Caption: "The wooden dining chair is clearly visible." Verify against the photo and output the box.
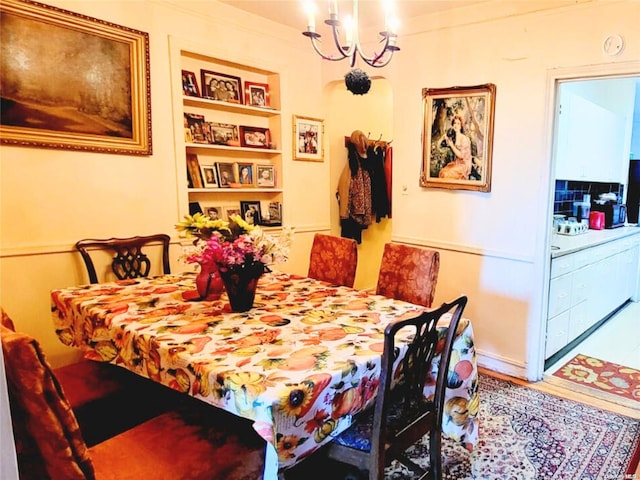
[2,326,266,480]
[375,243,440,307]
[0,310,171,446]
[75,234,171,284]
[307,233,358,288]
[325,295,468,480]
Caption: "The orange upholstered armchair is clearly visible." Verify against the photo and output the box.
[2,325,266,480]
[375,243,440,307]
[2,308,125,414]
[1,308,170,446]
[308,233,358,288]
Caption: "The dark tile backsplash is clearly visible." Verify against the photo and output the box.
[554,180,624,216]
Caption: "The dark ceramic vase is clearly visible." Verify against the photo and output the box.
[219,262,265,312]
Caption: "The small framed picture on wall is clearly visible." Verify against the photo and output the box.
[293,115,324,161]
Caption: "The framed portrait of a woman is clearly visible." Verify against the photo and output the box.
[420,84,496,192]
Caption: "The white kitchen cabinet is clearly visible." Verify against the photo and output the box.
[548,273,572,319]
[546,309,570,358]
[554,88,629,183]
[546,233,640,359]
[618,239,640,300]
[568,300,590,343]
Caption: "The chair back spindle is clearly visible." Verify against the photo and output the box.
[328,295,468,480]
[75,234,171,284]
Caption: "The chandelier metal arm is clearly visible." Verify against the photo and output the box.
[301,0,400,68]
[303,31,350,62]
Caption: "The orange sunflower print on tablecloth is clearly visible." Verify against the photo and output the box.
[51,271,479,472]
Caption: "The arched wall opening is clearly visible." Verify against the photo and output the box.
[323,76,393,290]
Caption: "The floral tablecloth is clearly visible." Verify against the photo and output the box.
[51,272,478,478]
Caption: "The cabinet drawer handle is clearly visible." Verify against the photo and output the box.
[558,292,569,299]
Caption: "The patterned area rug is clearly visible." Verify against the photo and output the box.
[552,354,640,403]
[286,373,640,479]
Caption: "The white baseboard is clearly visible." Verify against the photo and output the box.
[476,349,529,380]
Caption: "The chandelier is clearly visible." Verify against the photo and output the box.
[302,0,400,68]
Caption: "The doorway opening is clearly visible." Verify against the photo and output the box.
[542,70,640,410]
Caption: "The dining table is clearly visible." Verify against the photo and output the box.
[51,270,479,479]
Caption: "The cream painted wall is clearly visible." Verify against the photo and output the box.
[2,0,640,382]
[0,0,325,367]
[320,0,640,379]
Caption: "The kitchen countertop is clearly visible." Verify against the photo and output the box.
[551,224,640,258]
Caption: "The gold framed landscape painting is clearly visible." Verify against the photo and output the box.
[0,0,152,155]
[421,83,496,192]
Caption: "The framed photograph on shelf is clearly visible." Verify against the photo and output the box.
[181,70,200,97]
[420,83,496,192]
[187,153,203,188]
[223,206,241,221]
[237,163,254,186]
[205,205,223,220]
[200,165,218,188]
[211,122,239,146]
[240,201,262,226]
[262,201,282,226]
[0,0,151,155]
[215,162,235,188]
[256,164,275,187]
[293,115,323,161]
[200,70,242,104]
[184,113,207,143]
[201,122,213,144]
[239,126,270,148]
[189,202,203,215]
[244,81,270,108]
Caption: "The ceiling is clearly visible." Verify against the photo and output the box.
[217,0,484,31]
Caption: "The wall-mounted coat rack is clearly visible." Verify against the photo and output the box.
[343,133,392,150]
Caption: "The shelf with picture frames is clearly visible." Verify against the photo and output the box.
[187,188,283,194]
[185,143,282,155]
[183,96,280,117]
[169,35,284,227]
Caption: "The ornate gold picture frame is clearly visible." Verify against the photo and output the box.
[0,0,152,155]
[421,84,496,192]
